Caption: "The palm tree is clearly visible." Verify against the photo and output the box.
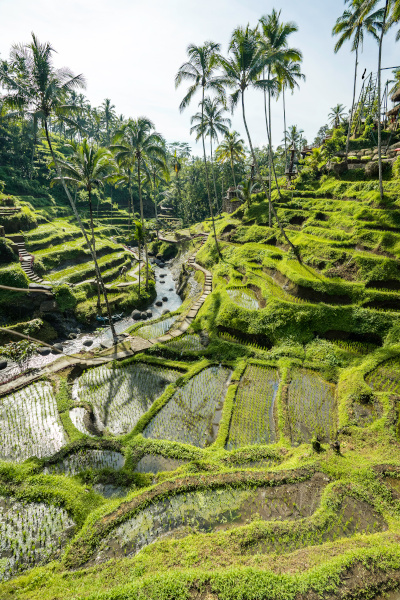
[113,155,136,234]
[215,131,246,189]
[101,98,116,145]
[175,41,225,258]
[0,33,118,342]
[237,179,259,208]
[284,125,305,148]
[278,60,305,167]
[112,117,166,289]
[220,25,298,258]
[333,0,383,161]
[190,96,231,211]
[258,10,303,210]
[52,139,114,310]
[328,104,348,128]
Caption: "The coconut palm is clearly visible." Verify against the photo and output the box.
[237,179,259,208]
[175,42,225,257]
[101,98,116,145]
[215,131,246,189]
[52,139,114,309]
[328,104,348,128]
[258,10,303,206]
[278,60,305,167]
[283,125,305,148]
[113,154,136,233]
[190,96,231,211]
[112,117,166,289]
[333,0,383,161]
[220,25,298,257]
[0,33,118,341]
[133,220,145,296]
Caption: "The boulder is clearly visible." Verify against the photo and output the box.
[40,300,58,313]
[131,309,141,320]
[83,339,93,347]
[162,296,168,302]
[169,288,173,291]
[146,310,152,317]
[37,347,51,356]
[155,300,163,307]
[0,360,7,370]
[162,309,170,315]
[51,343,64,354]
[159,273,166,278]
[68,333,77,340]
[140,312,148,320]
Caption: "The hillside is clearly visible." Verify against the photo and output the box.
[1,147,400,600]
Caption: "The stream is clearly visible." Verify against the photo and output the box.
[0,249,199,385]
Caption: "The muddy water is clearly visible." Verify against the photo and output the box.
[91,473,329,565]
[135,454,186,474]
[0,257,186,384]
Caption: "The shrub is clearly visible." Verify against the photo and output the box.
[0,237,17,264]
[54,284,78,311]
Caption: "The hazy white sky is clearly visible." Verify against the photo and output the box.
[1,0,399,153]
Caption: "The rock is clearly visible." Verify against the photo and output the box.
[329,160,348,176]
[159,280,165,284]
[68,333,77,340]
[162,296,168,302]
[83,339,93,347]
[40,300,58,313]
[159,273,166,278]
[28,283,52,291]
[140,312,148,320]
[169,288,173,291]
[51,343,64,354]
[146,310,152,317]
[159,262,165,268]
[37,347,51,356]
[155,300,163,307]
[162,309,170,315]
[131,309,141,320]
[0,360,7,370]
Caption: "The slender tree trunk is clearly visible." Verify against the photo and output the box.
[137,156,149,290]
[377,0,389,203]
[241,91,299,259]
[346,45,359,161]
[137,239,141,296]
[283,87,288,168]
[88,188,102,310]
[44,121,118,343]
[153,172,158,220]
[266,72,284,201]
[264,71,272,227]
[201,87,221,258]
[210,137,219,213]
[230,151,237,188]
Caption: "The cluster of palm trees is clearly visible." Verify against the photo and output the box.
[333,0,400,200]
[175,10,305,258]
[0,34,169,343]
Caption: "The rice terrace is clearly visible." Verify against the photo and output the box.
[3,0,400,598]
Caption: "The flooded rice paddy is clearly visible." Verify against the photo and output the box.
[135,315,179,340]
[135,454,186,474]
[227,288,260,310]
[44,449,125,476]
[0,497,75,581]
[72,363,180,436]
[143,366,232,447]
[0,382,66,462]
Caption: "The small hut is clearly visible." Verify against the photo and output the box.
[222,187,243,214]
[387,86,400,129]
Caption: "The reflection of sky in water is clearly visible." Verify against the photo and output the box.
[0,261,184,384]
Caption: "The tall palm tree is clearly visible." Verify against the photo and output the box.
[333,0,383,161]
[133,220,144,296]
[258,10,302,211]
[101,98,116,145]
[328,103,348,128]
[0,33,118,341]
[190,96,231,211]
[278,60,305,167]
[52,139,114,310]
[147,161,169,223]
[237,179,259,208]
[112,117,166,289]
[215,131,246,189]
[175,42,224,257]
[220,25,298,257]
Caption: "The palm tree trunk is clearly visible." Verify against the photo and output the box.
[264,71,272,227]
[377,0,389,203]
[153,172,158,220]
[201,87,221,258]
[138,239,141,296]
[44,120,118,343]
[230,151,237,188]
[346,45,359,161]
[137,157,149,290]
[210,137,219,213]
[88,188,102,310]
[241,91,299,259]
[283,87,288,168]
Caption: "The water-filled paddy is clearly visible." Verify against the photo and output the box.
[227,288,259,310]
[135,454,185,474]
[287,370,336,445]
[165,334,204,353]
[44,449,125,476]
[72,363,180,435]
[135,315,179,340]
[0,382,66,462]
[227,365,279,450]
[366,358,400,394]
[0,497,75,581]
[143,366,232,447]
[91,473,328,564]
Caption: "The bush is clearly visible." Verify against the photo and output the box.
[0,237,18,264]
[0,263,29,288]
[54,284,78,311]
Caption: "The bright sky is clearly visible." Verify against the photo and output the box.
[1,0,399,154]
